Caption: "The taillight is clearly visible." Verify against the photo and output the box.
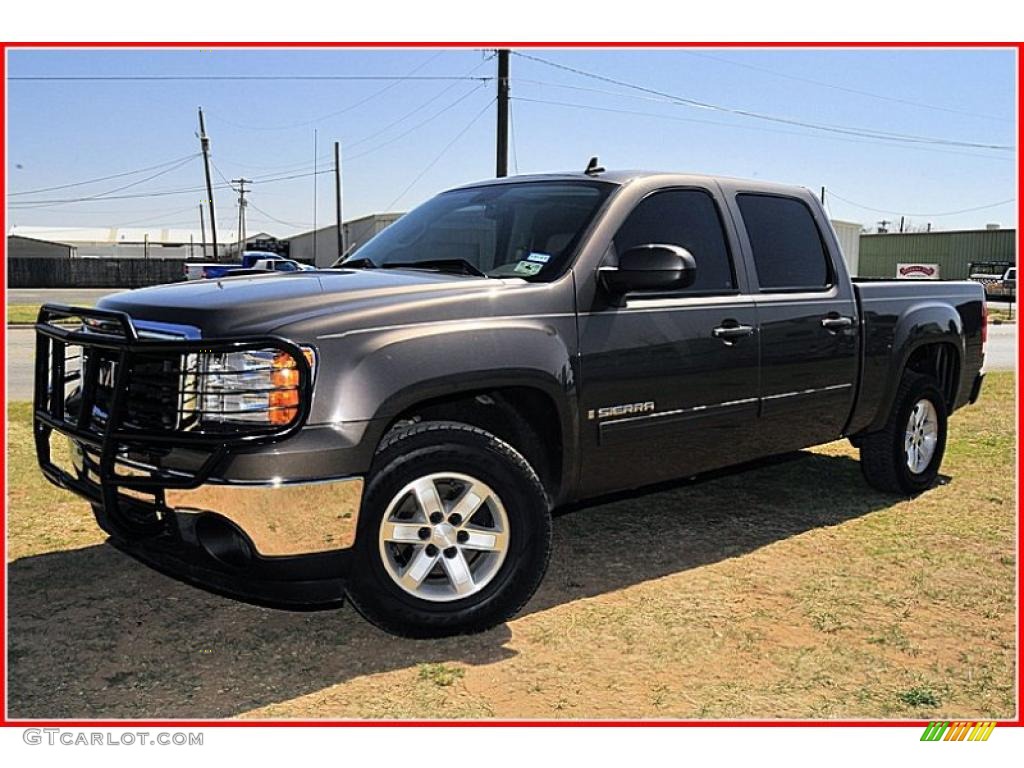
[981,302,988,345]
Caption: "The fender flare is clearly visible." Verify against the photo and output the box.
[864,301,964,434]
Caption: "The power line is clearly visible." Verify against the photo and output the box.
[825,191,1015,217]
[9,153,200,196]
[111,204,207,228]
[516,74,1017,153]
[8,166,331,207]
[346,55,495,152]
[512,52,1014,152]
[347,83,489,162]
[11,75,492,82]
[211,152,334,175]
[386,97,496,210]
[204,51,449,132]
[511,96,1012,161]
[9,155,199,209]
[680,50,1012,123]
[247,202,310,230]
[213,82,490,180]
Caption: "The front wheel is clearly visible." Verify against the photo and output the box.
[859,372,948,495]
[346,421,552,638]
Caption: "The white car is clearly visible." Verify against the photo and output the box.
[250,258,315,273]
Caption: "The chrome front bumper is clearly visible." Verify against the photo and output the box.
[165,476,364,556]
[57,438,366,605]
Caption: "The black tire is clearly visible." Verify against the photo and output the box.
[859,371,948,495]
[346,420,552,638]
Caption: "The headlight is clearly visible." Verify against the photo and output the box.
[192,345,315,427]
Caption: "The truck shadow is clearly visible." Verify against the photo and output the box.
[8,450,914,719]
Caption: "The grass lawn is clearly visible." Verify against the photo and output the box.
[989,306,1017,324]
[7,303,96,325]
[7,304,43,325]
[5,374,1017,720]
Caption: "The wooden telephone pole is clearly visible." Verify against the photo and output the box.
[199,203,207,258]
[198,107,219,260]
[495,49,510,178]
[232,178,252,257]
[334,141,345,259]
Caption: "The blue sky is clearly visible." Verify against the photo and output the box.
[5,47,1017,237]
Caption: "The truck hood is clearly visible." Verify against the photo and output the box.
[98,268,513,337]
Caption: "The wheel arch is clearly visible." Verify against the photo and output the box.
[861,302,964,435]
[370,379,572,507]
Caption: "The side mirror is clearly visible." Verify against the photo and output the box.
[599,244,696,295]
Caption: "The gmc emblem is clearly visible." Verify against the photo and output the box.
[97,361,116,388]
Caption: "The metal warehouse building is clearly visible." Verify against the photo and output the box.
[6,226,280,260]
[7,234,76,259]
[830,219,862,276]
[858,228,1017,280]
[290,213,405,268]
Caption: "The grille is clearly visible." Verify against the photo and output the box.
[78,319,195,433]
[91,351,195,432]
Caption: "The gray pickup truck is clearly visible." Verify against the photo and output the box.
[35,171,986,637]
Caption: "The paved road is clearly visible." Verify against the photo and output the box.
[6,320,1015,402]
[8,288,123,306]
[985,323,1017,372]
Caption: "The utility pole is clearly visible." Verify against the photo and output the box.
[143,233,149,260]
[820,186,826,205]
[334,141,345,259]
[198,107,219,260]
[313,129,319,266]
[232,177,251,258]
[495,49,510,178]
[199,204,207,258]
[899,215,905,233]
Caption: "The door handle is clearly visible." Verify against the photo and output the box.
[712,323,755,341]
[821,315,854,331]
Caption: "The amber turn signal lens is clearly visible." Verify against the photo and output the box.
[267,348,314,424]
[268,388,301,425]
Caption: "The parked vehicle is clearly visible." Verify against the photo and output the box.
[183,262,219,281]
[35,171,986,637]
[246,258,315,274]
[969,261,1016,301]
[185,251,311,280]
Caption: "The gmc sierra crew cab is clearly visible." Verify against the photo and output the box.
[34,171,986,637]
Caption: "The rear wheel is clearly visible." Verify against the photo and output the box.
[859,371,948,494]
[346,420,551,638]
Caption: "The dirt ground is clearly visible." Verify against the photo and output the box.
[6,374,1016,720]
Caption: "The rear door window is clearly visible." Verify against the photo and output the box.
[736,194,832,291]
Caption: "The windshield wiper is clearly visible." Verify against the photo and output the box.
[382,259,486,277]
[338,256,377,269]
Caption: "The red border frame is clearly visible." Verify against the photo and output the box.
[1,40,1020,729]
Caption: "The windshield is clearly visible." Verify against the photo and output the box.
[343,180,614,280]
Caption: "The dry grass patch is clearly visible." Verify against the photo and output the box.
[6,375,1016,720]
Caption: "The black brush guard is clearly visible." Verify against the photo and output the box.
[33,304,314,533]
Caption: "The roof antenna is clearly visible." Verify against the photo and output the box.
[584,156,605,176]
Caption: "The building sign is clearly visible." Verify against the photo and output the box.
[897,262,940,280]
